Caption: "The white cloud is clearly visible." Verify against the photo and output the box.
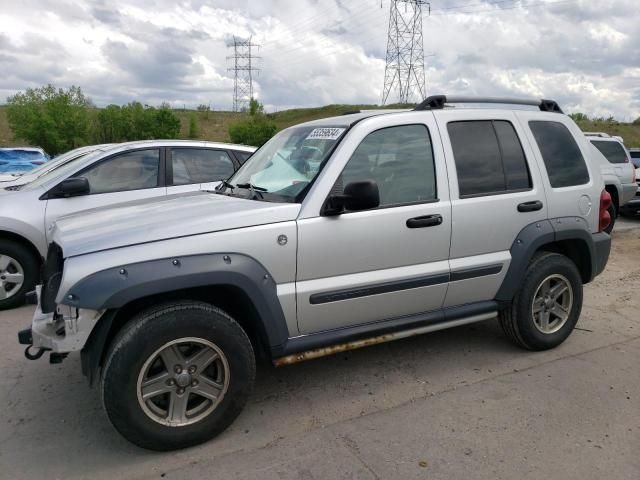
[0,0,638,120]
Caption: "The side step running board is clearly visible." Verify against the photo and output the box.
[273,311,497,366]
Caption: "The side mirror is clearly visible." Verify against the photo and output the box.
[51,177,90,198]
[325,180,380,215]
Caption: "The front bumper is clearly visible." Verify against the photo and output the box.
[18,286,104,354]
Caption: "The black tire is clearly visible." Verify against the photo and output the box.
[604,203,616,234]
[499,252,583,351]
[0,239,39,310]
[101,301,255,451]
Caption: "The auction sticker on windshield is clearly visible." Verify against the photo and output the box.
[306,128,346,140]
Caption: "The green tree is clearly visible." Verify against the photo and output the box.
[93,101,181,141]
[633,117,640,125]
[6,84,91,155]
[95,105,129,142]
[151,103,181,138]
[188,113,199,139]
[228,98,277,147]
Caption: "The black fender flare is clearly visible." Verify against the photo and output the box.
[495,217,609,302]
[64,253,291,350]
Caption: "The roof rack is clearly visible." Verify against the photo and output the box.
[414,95,563,113]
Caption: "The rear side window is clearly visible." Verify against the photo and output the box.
[529,121,590,188]
[590,140,628,164]
[448,120,531,197]
[170,148,235,185]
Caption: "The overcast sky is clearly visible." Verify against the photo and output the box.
[0,0,638,119]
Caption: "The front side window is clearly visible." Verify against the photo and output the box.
[171,149,234,185]
[338,124,436,207]
[228,125,347,201]
[448,120,532,197]
[80,149,160,194]
[529,121,590,188]
[590,140,628,164]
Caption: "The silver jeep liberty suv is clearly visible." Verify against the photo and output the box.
[19,96,612,450]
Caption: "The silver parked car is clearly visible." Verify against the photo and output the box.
[585,132,637,232]
[0,140,255,309]
[0,144,115,188]
[20,96,611,450]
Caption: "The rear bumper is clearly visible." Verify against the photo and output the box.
[592,232,611,279]
[619,187,640,216]
[620,182,638,206]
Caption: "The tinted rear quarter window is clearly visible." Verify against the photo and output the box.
[529,121,589,188]
[590,140,628,164]
[448,120,531,197]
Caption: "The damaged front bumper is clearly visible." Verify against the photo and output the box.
[18,286,104,362]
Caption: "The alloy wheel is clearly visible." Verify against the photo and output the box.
[531,274,573,334]
[136,337,230,427]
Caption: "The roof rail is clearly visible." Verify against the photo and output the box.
[583,132,611,138]
[414,95,563,113]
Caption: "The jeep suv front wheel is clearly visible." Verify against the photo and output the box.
[499,252,583,351]
[101,301,255,450]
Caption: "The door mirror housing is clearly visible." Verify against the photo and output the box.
[51,177,90,198]
[325,180,380,215]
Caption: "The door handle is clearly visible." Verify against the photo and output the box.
[406,214,443,228]
[517,200,543,212]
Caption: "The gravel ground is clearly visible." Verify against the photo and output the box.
[0,218,638,480]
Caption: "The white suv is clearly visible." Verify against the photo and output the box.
[19,96,612,450]
[585,132,637,230]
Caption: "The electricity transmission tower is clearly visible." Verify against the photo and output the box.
[381,1,429,105]
[227,36,260,112]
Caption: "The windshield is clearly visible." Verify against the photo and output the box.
[28,150,90,176]
[226,125,347,202]
[22,149,105,191]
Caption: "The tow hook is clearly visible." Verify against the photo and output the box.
[24,345,47,360]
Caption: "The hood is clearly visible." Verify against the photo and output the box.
[53,191,301,257]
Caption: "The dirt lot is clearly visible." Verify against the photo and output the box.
[0,220,639,480]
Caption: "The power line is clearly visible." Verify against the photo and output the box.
[227,36,260,112]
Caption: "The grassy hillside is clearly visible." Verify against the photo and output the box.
[2,104,639,148]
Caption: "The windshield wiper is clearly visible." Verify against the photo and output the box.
[236,182,267,191]
[235,182,267,199]
[216,179,236,192]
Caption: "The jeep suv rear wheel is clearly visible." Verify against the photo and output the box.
[101,301,255,451]
[499,252,583,351]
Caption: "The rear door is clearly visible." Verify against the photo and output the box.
[44,148,166,242]
[434,110,548,307]
[167,147,237,193]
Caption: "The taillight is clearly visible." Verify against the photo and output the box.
[599,190,612,233]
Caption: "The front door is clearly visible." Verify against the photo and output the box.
[44,148,166,242]
[296,118,452,334]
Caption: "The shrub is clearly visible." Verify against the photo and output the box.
[6,84,91,155]
[228,99,277,147]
